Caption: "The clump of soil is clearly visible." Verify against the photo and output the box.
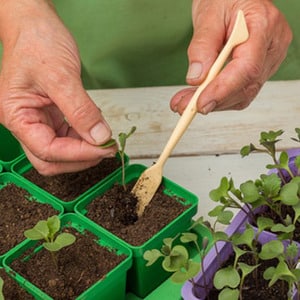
[86,182,189,246]
[0,268,34,299]
[10,228,127,299]
[23,157,121,202]
[0,184,58,255]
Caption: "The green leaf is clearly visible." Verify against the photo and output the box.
[143,249,163,266]
[231,225,255,249]
[213,266,240,289]
[0,277,4,300]
[259,240,284,260]
[55,233,76,247]
[180,232,198,243]
[267,259,296,286]
[216,210,234,225]
[214,231,229,242]
[24,220,49,240]
[209,177,230,202]
[260,174,281,198]
[46,216,60,240]
[43,241,63,252]
[271,223,295,234]
[238,262,259,278]
[99,138,117,148]
[295,155,300,170]
[240,181,260,203]
[162,245,189,272]
[286,242,299,261]
[170,260,200,283]
[279,182,300,206]
[208,205,224,217]
[256,216,274,233]
[218,288,239,300]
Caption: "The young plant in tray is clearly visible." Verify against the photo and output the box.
[146,129,300,299]
[206,128,300,299]
[24,215,76,267]
[100,126,136,189]
[143,219,211,293]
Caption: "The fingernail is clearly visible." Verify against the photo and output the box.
[201,101,217,114]
[90,122,111,144]
[187,62,203,80]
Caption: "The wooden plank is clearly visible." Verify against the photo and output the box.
[88,80,300,159]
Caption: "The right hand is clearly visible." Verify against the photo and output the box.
[0,0,116,175]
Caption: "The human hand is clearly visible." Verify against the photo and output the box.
[170,0,292,114]
[0,0,116,175]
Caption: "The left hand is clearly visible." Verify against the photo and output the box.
[170,0,292,115]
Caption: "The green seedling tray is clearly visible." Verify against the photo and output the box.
[11,153,129,212]
[3,213,132,300]
[0,172,64,264]
[0,125,24,171]
[75,164,199,298]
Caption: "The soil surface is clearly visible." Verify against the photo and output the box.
[86,182,190,246]
[10,228,126,299]
[0,268,34,299]
[0,184,58,255]
[205,245,289,300]
[23,157,121,201]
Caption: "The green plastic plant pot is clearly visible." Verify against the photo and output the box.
[0,172,64,265]
[11,153,129,212]
[0,125,24,171]
[75,164,199,298]
[3,213,132,300]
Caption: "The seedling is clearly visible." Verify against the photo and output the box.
[100,126,136,189]
[143,219,211,298]
[0,277,4,300]
[24,215,76,267]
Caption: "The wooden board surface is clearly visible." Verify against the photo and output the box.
[89,80,300,159]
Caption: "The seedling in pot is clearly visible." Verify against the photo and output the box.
[143,219,211,297]
[24,215,76,268]
[100,126,136,190]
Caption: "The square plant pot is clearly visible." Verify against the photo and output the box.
[75,163,199,298]
[11,153,129,212]
[181,212,299,300]
[0,172,64,264]
[3,213,132,300]
[0,266,35,299]
[0,124,24,171]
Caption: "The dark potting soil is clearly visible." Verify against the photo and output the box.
[0,184,58,255]
[206,246,289,300]
[86,182,189,246]
[23,157,121,201]
[10,228,127,300]
[0,268,34,299]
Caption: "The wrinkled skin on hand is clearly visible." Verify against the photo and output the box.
[0,0,115,175]
[170,0,292,115]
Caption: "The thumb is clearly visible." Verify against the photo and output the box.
[186,7,227,85]
[51,82,112,146]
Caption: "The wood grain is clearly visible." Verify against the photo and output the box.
[89,80,300,159]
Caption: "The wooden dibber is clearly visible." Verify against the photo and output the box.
[132,10,249,216]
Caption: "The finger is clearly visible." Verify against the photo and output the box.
[22,144,104,176]
[14,111,116,163]
[187,3,227,85]
[169,87,197,114]
[47,77,112,146]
